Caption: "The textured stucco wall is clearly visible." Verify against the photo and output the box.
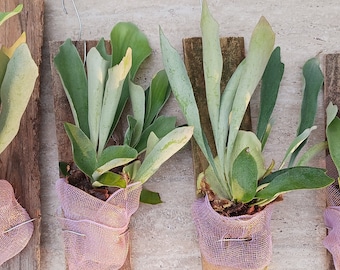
[40,0,340,269]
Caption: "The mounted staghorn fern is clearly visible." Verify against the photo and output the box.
[160,0,333,215]
[54,22,193,203]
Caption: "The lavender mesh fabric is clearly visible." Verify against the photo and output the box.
[324,206,340,270]
[324,155,340,269]
[192,195,274,270]
[56,178,142,270]
[0,180,34,266]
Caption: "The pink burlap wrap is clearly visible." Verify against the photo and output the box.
[324,155,340,269]
[0,180,34,266]
[56,178,142,270]
[192,195,274,270]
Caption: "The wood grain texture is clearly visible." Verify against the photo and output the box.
[182,37,248,180]
[50,40,131,270]
[323,53,340,270]
[0,1,43,269]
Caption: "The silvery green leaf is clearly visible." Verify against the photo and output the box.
[201,0,222,143]
[134,126,193,183]
[87,47,109,149]
[98,48,132,154]
[93,145,138,181]
[129,80,145,147]
[226,16,275,176]
[0,43,38,154]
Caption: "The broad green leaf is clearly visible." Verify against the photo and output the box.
[93,145,138,180]
[96,38,111,62]
[0,4,23,26]
[129,80,145,147]
[87,47,109,148]
[201,0,222,142]
[140,188,163,204]
[289,58,323,166]
[229,131,266,180]
[231,148,258,203]
[257,46,284,144]
[281,126,317,169]
[134,126,194,183]
[0,44,38,154]
[135,116,176,153]
[226,16,275,178]
[54,39,89,137]
[144,70,171,127]
[64,123,96,178]
[98,48,132,154]
[326,102,340,176]
[124,115,138,146]
[93,171,126,188]
[256,167,333,200]
[160,27,215,171]
[111,22,151,79]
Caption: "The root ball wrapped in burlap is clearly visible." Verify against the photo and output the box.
[0,180,34,266]
[192,195,274,270]
[56,178,142,270]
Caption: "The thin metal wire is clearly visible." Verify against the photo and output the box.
[61,0,82,40]
[61,0,87,63]
[218,237,252,242]
[3,218,36,234]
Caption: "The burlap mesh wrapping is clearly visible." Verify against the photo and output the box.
[324,155,340,269]
[56,178,142,270]
[0,180,34,266]
[192,195,274,270]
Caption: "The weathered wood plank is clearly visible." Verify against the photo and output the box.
[182,37,247,180]
[50,40,130,270]
[323,53,340,270]
[0,1,43,269]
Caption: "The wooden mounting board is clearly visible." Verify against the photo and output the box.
[182,37,248,180]
[50,40,130,270]
[0,1,43,269]
[323,53,340,270]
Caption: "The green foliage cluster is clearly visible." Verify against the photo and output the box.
[54,22,193,203]
[160,0,333,207]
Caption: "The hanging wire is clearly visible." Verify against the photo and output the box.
[61,0,87,64]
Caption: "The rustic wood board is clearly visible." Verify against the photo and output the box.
[0,1,43,269]
[323,53,340,270]
[50,40,130,270]
[182,37,248,180]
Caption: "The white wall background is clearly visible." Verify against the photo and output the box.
[40,0,340,269]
